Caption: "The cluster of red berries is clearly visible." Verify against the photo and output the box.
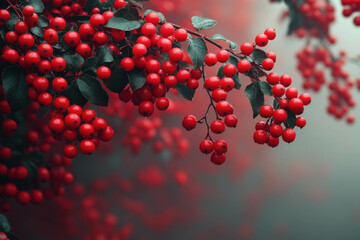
[341,0,360,26]
[297,46,356,123]
[293,0,336,43]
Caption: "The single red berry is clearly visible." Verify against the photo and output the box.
[259,105,273,118]
[255,33,268,47]
[266,72,280,85]
[273,109,288,123]
[288,98,304,115]
[17,191,31,205]
[169,48,184,62]
[133,43,147,57]
[51,57,66,72]
[24,51,40,67]
[160,23,175,37]
[267,135,279,148]
[199,139,214,154]
[262,58,274,71]
[285,87,298,100]
[216,50,229,63]
[53,96,69,112]
[269,124,283,137]
[64,31,80,47]
[253,130,268,144]
[182,115,197,131]
[97,66,111,79]
[215,101,233,117]
[282,128,296,143]
[79,23,95,41]
[14,21,28,34]
[98,126,114,141]
[52,77,68,92]
[90,14,105,28]
[212,88,227,102]
[177,70,191,83]
[3,49,19,64]
[92,118,107,132]
[279,99,288,109]
[264,28,276,40]
[114,0,127,10]
[210,120,225,134]
[237,59,251,73]
[272,84,285,97]
[214,140,227,154]
[141,23,156,37]
[210,152,226,165]
[139,101,154,117]
[63,144,78,158]
[280,75,292,87]
[223,64,237,77]
[240,42,253,55]
[267,51,276,62]
[79,123,95,138]
[64,113,81,130]
[48,118,65,133]
[18,33,35,49]
[295,116,306,128]
[145,11,160,25]
[174,28,188,42]
[156,97,169,111]
[224,114,238,128]
[299,93,311,105]
[157,38,172,52]
[79,139,96,155]
[82,109,96,123]
[50,17,66,31]
[205,53,218,66]
[121,57,135,71]
[44,28,58,44]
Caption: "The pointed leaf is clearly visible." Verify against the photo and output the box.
[244,82,264,118]
[259,81,273,96]
[191,16,217,31]
[27,0,45,13]
[95,45,114,65]
[77,75,109,106]
[127,68,146,90]
[210,34,238,49]
[175,82,195,101]
[187,37,207,69]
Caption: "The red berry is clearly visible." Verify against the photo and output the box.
[262,58,274,71]
[267,52,276,62]
[44,28,58,44]
[214,140,227,154]
[212,88,227,102]
[299,93,311,105]
[237,59,251,73]
[204,76,220,91]
[114,0,126,10]
[92,118,107,132]
[97,66,111,79]
[82,109,96,123]
[145,12,160,25]
[210,152,226,165]
[63,144,78,158]
[157,38,172,52]
[216,50,229,63]
[295,117,306,128]
[273,109,287,123]
[48,118,65,133]
[64,113,81,130]
[269,124,283,137]
[174,28,188,42]
[177,70,191,83]
[182,115,197,131]
[255,33,268,47]
[50,17,66,31]
[280,75,292,87]
[253,130,268,144]
[14,21,28,34]
[51,57,66,72]
[79,139,96,155]
[53,96,69,112]
[160,23,175,37]
[259,105,273,118]
[79,23,95,41]
[264,28,276,40]
[285,87,298,100]
[17,191,31,204]
[169,48,184,62]
[266,72,280,85]
[139,101,154,117]
[64,31,81,47]
[240,42,253,55]
[52,77,68,92]
[224,114,238,127]
[282,128,296,143]
[98,126,114,141]
[121,57,135,71]
[288,98,304,115]
[210,120,225,134]
[199,139,214,154]
[205,53,218,66]
[215,101,233,117]
[25,51,40,67]
[267,135,279,148]
[90,14,105,28]
[156,97,169,111]
[79,123,95,138]
[223,64,237,77]
[220,77,235,92]
[272,84,285,97]
[18,33,35,49]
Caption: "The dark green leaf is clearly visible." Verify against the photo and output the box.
[0,214,10,232]
[244,82,264,118]
[25,151,44,165]
[144,9,165,22]
[37,15,49,27]
[95,45,114,66]
[191,16,217,31]
[23,161,38,178]
[127,68,146,90]
[273,99,279,110]
[77,75,109,106]
[105,17,141,31]
[210,34,238,49]
[187,37,207,69]
[82,57,97,75]
[63,79,88,107]
[67,15,91,21]
[285,108,296,128]
[28,0,45,13]
[175,82,195,101]
[63,54,84,73]
[252,49,268,64]
[5,10,19,29]
[113,5,140,20]
[103,68,129,93]
[287,8,303,35]
[6,233,18,240]
[2,66,29,112]
[30,27,43,37]
[259,81,273,96]
[82,0,101,13]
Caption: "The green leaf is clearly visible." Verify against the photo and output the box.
[28,0,45,13]
[30,27,43,37]
[191,16,217,31]
[175,82,195,101]
[127,68,146,90]
[23,160,38,178]
[244,82,264,118]
[105,17,141,31]
[103,68,129,93]
[273,99,279,110]
[217,56,241,89]
[77,75,109,106]
[287,8,303,35]
[82,0,101,13]
[252,49,268,64]
[114,5,140,20]
[37,15,49,27]
[82,57,97,75]
[95,45,114,66]
[25,151,45,165]
[144,9,165,22]
[285,108,296,128]
[210,34,238,49]
[63,79,88,107]
[187,37,207,69]
[2,66,29,112]
[5,10,19,29]
[0,214,11,232]
[259,81,273,96]
[63,54,84,73]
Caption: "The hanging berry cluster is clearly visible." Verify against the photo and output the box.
[272,0,358,124]
[341,0,360,26]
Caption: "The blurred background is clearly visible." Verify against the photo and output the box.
[8,0,360,239]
